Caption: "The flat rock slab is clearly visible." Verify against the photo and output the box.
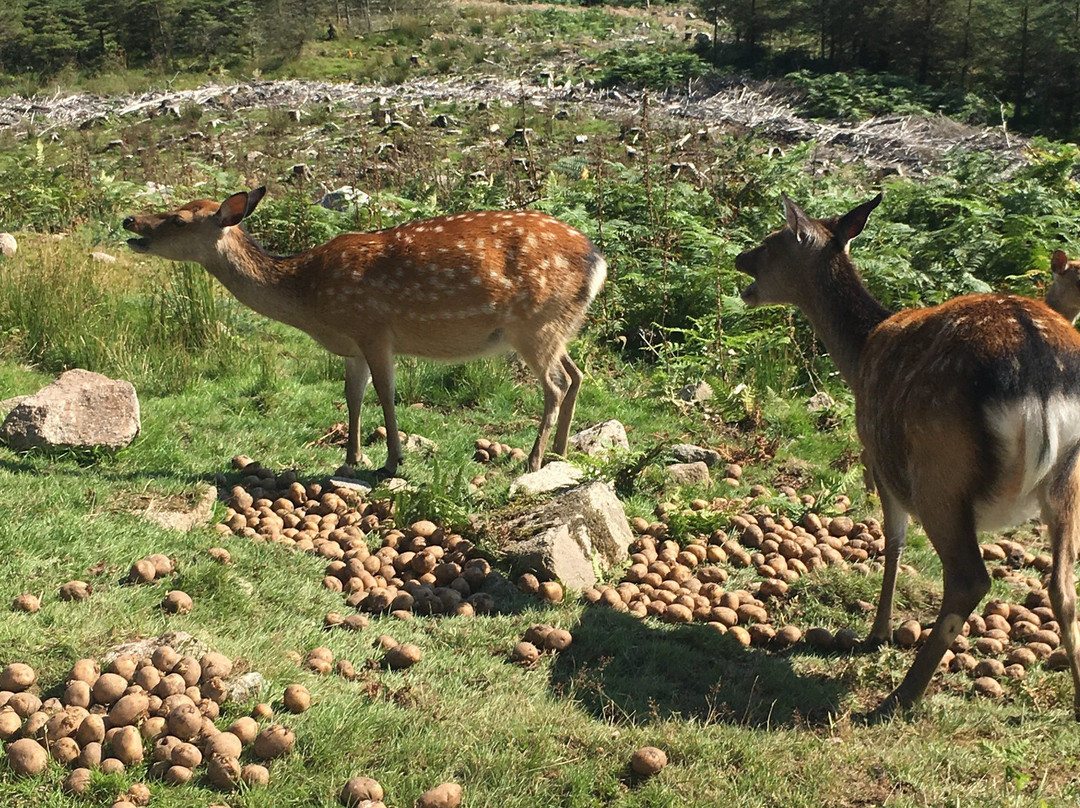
[509,461,583,498]
[1,368,140,451]
[570,419,629,457]
[501,480,633,590]
[666,461,711,485]
[140,483,218,532]
[671,443,722,467]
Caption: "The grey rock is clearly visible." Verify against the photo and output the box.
[677,380,713,403]
[1,369,140,451]
[141,482,217,532]
[807,391,837,412]
[570,419,629,457]
[670,443,721,467]
[226,671,269,703]
[104,631,209,667]
[509,461,583,498]
[666,461,711,486]
[0,232,16,257]
[501,480,633,589]
[317,185,371,211]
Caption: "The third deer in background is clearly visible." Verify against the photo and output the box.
[1047,249,1080,323]
[736,193,1080,720]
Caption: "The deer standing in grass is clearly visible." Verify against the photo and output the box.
[1047,249,1080,323]
[123,187,606,476]
[736,193,1080,719]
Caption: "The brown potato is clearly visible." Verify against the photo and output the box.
[76,713,106,746]
[92,672,128,705]
[0,707,22,739]
[59,581,91,601]
[109,725,144,766]
[199,652,232,681]
[69,658,100,686]
[283,684,311,713]
[207,754,242,789]
[129,558,157,584]
[109,693,150,727]
[253,724,295,760]
[416,782,463,808]
[164,765,193,785]
[512,641,540,665]
[151,645,181,673]
[63,767,92,794]
[544,629,573,652]
[166,702,203,741]
[12,593,40,613]
[240,763,270,786]
[385,643,422,670]
[631,746,668,777]
[340,776,384,806]
[204,731,242,759]
[0,663,36,692]
[162,590,193,614]
[171,742,202,769]
[227,716,259,745]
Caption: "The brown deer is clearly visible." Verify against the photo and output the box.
[123,187,606,476]
[736,193,1080,720]
[1047,249,1080,322]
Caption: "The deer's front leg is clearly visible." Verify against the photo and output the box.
[343,355,371,467]
[866,486,910,646]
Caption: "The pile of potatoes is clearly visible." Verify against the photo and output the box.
[0,643,294,791]
[472,438,526,465]
[511,624,573,665]
[586,492,1066,697]
[213,460,501,618]
[582,505,884,642]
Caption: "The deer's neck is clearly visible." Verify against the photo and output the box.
[206,228,308,320]
[800,258,892,385]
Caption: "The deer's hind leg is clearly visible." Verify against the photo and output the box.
[1042,450,1080,720]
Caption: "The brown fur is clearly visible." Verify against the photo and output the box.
[1047,249,1080,323]
[123,188,606,475]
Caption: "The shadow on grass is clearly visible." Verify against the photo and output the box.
[549,606,846,728]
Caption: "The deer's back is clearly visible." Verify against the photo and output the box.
[298,210,605,360]
[856,294,1080,528]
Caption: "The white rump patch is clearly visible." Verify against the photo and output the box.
[980,393,1080,529]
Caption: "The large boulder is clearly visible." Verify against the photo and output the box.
[1,369,140,451]
[501,480,634,590]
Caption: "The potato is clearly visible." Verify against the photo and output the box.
[59,581,91,601]
[167,702,203,741]
[133,666,161,693]
[283,684,311,713]
[973,677,1004,698]
[152,645,181,673]
[109,692,150,727]
[538,581,564,603]
[7,737,49,775]
[44,708,83,740]
[207,754,242,789]
[0,707,22,739]
[416,782,463,808]
[240,763,271,786]
[171,742,202,769]
[164,765,193,785]
[77,741,103,769]
[340,776,384,806]
[199,651,232,681]
[630,746,668,777]
[22,710,49,739]
[517,573,540,594]
[124,783,151,806]
[110,725,144,766]
[141,716,167,742]
[63,680,92,709]
[148,553,175,577]
[512,642,540,665]
[173,656,201,687]
[895,619,922,648]
[69,658,100,686]
[162,590,193,614]
[227,716,259,745]
[153,734,181,762]
[251,702,274,720]
[92,672,128,705]
[63,767,93,794]
[385,643,422,670]
[129,558,157,584]
[0,662,36,692]
[253,724,295,760]
[204,731,242,759]
[544,629,573,652]
[46,735,78,766]
[76,713,106,746]
[12,593,40,613]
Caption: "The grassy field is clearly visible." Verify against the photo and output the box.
[4,3,1080,806]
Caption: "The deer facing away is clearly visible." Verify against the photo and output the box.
[736,193,1080,719]
[123,187,607,476]
[1047,249,1080,323]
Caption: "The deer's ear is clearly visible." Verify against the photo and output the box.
[782,195,814,244]
[834,193,883,251]
[217,188,266,227]
[1052,249,1069,275]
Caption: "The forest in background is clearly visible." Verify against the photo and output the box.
[4,0,1080,139]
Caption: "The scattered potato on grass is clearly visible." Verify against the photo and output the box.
[0,663,36,692]
[253,724,295,760]
[512,641,540,665]
[385,643,422,670]
[162,590,193,614]
[283,684,311,713]
[340,776,384,806]
[631,746,668,777]
[12,593,40,613]
[416,781,463,808]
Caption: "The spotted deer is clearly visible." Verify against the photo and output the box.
[1047,249,1080,323]
[736,193,1080,719]
[123,187,606,476]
